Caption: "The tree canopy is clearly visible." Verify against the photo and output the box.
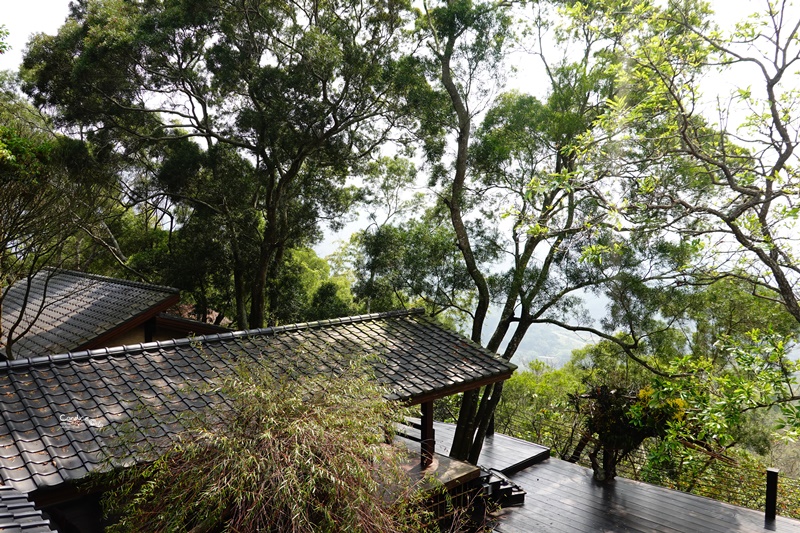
[0,73,117,359]
[22,0,415,328]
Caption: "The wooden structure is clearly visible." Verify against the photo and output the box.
[428,424,800,533]
[0,309,515,531]
[0,269,226,358]
[493,457,800,532]
[404,422,800,532]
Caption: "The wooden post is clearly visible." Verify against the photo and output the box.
[487,414,495,436]
[766,468,779,522]
[420,401,435,469]
[144,317,156,343]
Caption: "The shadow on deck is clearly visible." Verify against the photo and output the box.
[430,422,550,476]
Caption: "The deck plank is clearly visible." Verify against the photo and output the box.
[415,421,800,533]
[496,457,800,533]
[429,421,550,473]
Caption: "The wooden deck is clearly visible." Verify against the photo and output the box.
[400,420,551,475]
[431,422,551,475]
[494,452,800,533]
[404,421,800,532]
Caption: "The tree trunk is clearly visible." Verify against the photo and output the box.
[230,239,249,329]
[266,243,285,325]
[248,238,273,329]
[440,25,492,458]
[467,382,504,464]
[567,432,591,463]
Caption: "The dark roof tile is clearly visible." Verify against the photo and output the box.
[0,485,55,532]
[0,309,515,493]
[2,269,179,359]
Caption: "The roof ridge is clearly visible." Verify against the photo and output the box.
[0,308,427,370]
[40,267,179,295]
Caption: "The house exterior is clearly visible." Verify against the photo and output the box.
[0,308,517,531]
[1,268,225,360]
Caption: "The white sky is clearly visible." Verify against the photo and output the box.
[0,0,72,72]
[0,0,771,71]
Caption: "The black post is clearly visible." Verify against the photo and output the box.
[487,414,495,436]
[144,317,156,343]
[420,401,435,469]
[766,467,779,523]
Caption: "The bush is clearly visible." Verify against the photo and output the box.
[101,362,437,533]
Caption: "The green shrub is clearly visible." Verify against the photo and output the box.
[101,362,437,533]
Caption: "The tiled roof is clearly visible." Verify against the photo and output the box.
[1,269,180,359]
[0,309,516,494]
[0,485,54,532]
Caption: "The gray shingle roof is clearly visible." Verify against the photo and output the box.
[1,269,180,359]
[0,309,515,494]
[0,485,54,532]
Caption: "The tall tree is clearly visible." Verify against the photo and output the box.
[22,0,413,328]
[587,0,800,325]
[545,0,800,475]
[396,0,622,462]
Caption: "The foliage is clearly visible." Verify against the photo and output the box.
[570,338,654,390]
[22,0,415,328]
[576,277,800,479]
[579,0,800,337]
[494,361,584,459]
[350,208,479,319]
[0,25,8,55]
[101,362,437,533]
[641,330,799,449]
[496,271,800,483]
[271,247,358,324]
[546,0,800,466]
[0,76,117,359]
[12,0,800,492]
[398,0,628,463]
[576,384,685,482]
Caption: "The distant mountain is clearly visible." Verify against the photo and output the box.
[478,308,596,369]
[508,323,593,368]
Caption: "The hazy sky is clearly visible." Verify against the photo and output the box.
[0,0,72,71]
[0,0,772,72]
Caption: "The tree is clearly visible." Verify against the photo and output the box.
[567,277,800,481]
[494,360,584,459]
[101,362,437,533]
[271,247,358,324]
[351,208,479,318]
[587,0,800,326]
[382,0,623,463]
[550,0,800,433]
[0,25,9,56]
[22,0,414,328]
[0,74,116,360]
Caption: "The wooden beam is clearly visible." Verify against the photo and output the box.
[402,369,515,407]
[77,293,180,351]
[420,401,435,469]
